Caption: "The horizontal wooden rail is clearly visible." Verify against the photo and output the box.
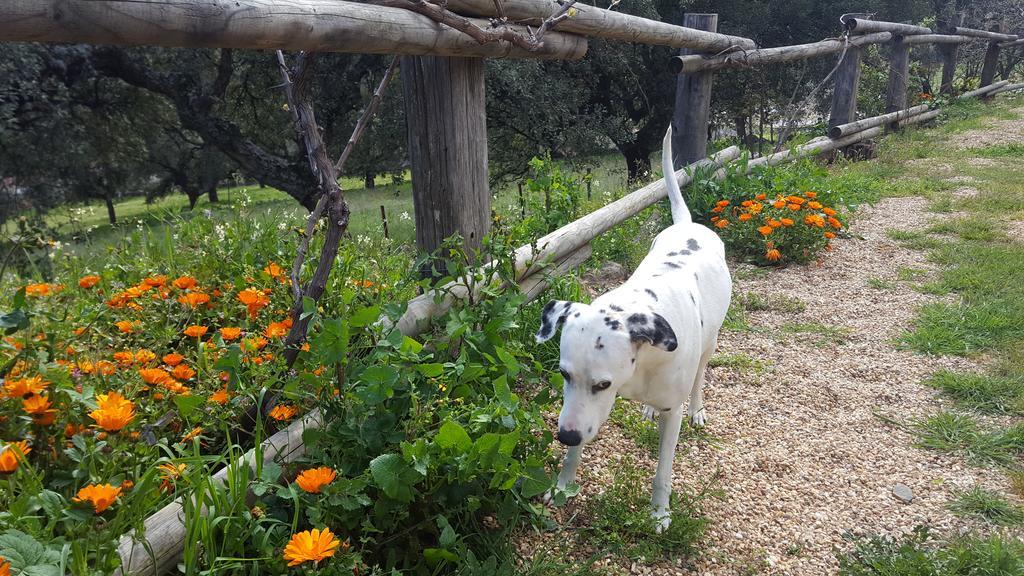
[828,104,930,138]
[0,0,587,59]
[902,34,973,45]
[442,0,756,52]
[1000,39,1024,48]
[958,80,1010,99]
[953,26,1018,42]
[841,17,931,36]
[990,82,1024,96]
[670,32,891,75]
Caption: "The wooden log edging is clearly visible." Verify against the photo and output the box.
[670,32,891,74]
[0,0,588,60]
[958,80,1010,100]
[442,0,756,52]
[828,104,930,138]
[953,26,1018,42]
[841,17,931,36]
[902,34,973,45]
[1000,39,1024,48]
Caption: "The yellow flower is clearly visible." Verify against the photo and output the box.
[158,462,187,493]
[0,441,31,474]
[295,467,337,494]
[134,349,157,364]
[283,528,341,566]
[73,483,122,513]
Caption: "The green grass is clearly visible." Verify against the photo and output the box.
[779,322,850,347]
[867,277,895,290]
[947,486,1024,526]
[885,229,946,252]
[970,143,1024,158]
[924,370,1024,415]
[912,412,1024,467]
[734,291,806,314]
[708,352,771,374]
[580,457,710,562]
[609,399,715,457]
[837,526,1024,575]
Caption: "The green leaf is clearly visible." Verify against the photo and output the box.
[435,421,472,452]
[369,454,415,502]
[423,548,459,566]
[349,305,380,328]
[0,529,61,570]
[416,363,444,378]
[437,516,457,548]
[0,309,29,335]
[173,395,205,419]
[520,466,553,499]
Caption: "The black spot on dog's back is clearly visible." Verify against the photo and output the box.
[595,336,604,350]
[687,239,701,251]
[609,304,623,312]
[689,292,696,305]
[645,289,658,301]
[665,262,681,269]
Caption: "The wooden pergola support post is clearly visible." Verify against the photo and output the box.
[671,13,717,169]
[828,44,863,131]
[401,55,490,269]
[885,36,910,125]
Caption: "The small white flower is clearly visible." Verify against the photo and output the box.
[399,211,411,222]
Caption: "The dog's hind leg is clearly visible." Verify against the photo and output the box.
[651,406,685,533]
[688,345,715,427]
[641,404,658,421]
[543,445,583,505]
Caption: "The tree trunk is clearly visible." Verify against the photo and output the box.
[734,115,747,145]
[364,173,376,189]
[671,13,718,169]
[208,187,219,203]
[187,191,200,209]
[104,195,116,224]
[401,55,490,266]
[621,145,652,184]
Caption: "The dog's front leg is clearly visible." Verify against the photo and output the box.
[543,445,583,504]
[652,406,685,533]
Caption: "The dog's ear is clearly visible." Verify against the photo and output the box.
[536,300,575,343]
[627,312,678,352]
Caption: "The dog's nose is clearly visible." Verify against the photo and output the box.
[557,428,582,446]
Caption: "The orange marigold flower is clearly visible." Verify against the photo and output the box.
[134,349,156,365]
[780,218,794,227]
[714,219,729,229]
[715,200,730,207]
[807,201,823,210]
[823,207,837,217]
[767,219,782,228]
[73,327,87,336]
[65,423,85,437]
[73,483,122,513]
[209,388,231,405]
[220,327,242,340]
[295,467,337,494]
[115,320,136,334]
[710,206,725,214]
[0,441,31,474]
[172,276,198,290]
[158,462,187,492]
[121,479,134,491]
[238,288,271,319]
[139,368,171,386]
[738,213,752,221]
[4,375,47,398]
[804,214,825,228]
[765,249,782,262]
[772,200,786,209]
[264,262,284,279]
[283,528,341,567]
[264,321,289,339]
[177,292,211,308]
[79,275,101,289]
[0,556,10,576]
[710,216,719,222]
[804,191,817,198]
[143,275,169,288]
[171,364,196,381]
[22,394,51,415]
[182,427,203,442]
[828,217,842,229]
[161,379,190,395]
[786,195,806,205]
[244,336,268,352]
[89,392,135,432]
[25,283,60,297]
[755,193,767,201]
[787,203,801,211]
[183,325,208,338]
[269,404,300,421]
[757,226,773,236]
[825,231,837,239]
[740,200,754,208]
[162,353,185,367]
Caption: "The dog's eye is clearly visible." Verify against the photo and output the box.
[591,381,612,393]
[559,369,570,382]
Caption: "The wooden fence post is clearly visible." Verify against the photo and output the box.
[939,43,958,95]
[401,55,490,268]
[885,36,910,122]
[829,44,863,130]
[980,27,1003,100]
[671,13,718,169]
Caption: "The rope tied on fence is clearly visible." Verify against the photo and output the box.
[773,32,852,153]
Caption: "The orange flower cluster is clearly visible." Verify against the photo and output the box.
[237,288,271,319]
[24,283,62,297]
[89,391,135,432]
[710,191,843,265]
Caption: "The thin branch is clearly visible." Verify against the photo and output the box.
[371,0,542,51]
[334,56,400,172]
[533,0,579,42]
[491,0,507,20]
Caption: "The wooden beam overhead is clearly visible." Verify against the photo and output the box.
[442,0,756,52]
[841,17,931,36]
[0,0,588,59]
[902,34,973,45]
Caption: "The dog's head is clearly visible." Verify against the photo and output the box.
[536,300,677,446]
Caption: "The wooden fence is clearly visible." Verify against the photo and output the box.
[0,2,1022,574]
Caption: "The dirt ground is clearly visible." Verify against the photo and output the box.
[515,106,1024,574]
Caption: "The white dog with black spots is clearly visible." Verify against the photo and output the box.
[536,126,732,532]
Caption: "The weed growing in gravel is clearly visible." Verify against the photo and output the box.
[582,457,710,562]
[722,301,753,332]
[734,291,806,314]
[1009,471,1024,499]
[926,217,1006,242]
[971,143,1024,158]
[609,400,716,457]
[867,277,896,290]
[709,353,771,374]
[924,370,1024,415]
[947,486,1024,525]
[836,526,1024,575]
[885,229,946,251]
[912,412,1024,467]
[779,322,850,347]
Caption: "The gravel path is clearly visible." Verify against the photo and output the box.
[518,193,1023,574]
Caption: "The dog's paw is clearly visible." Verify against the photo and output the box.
[641,404,657,421]
[689,410,706,427]
[652,508,672,533]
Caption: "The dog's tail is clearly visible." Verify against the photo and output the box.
[662,125,691,225]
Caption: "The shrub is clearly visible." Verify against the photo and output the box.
[710,190,845,265]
